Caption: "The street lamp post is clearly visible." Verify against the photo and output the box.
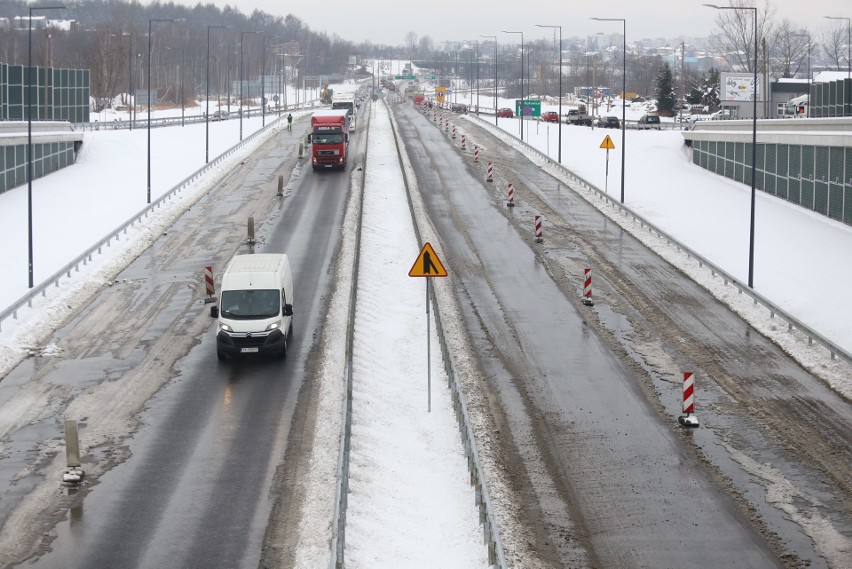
[705,4,758,288]
[480,35,498,125]
[111,32,133,130]
[795,32,811,115]
[166,46,185,126]
[27,4,66,289]
[262,34,269,127]
[537,24,562,163]
[823,16,851,80]
[238,31,257,140]
[240,30,260,141]
[502,30,524,141]
[206,25,227,163]
[591,17,626,204]
[148,18,178,204]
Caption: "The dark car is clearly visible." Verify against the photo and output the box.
[541,111,559,123]
[638,114,661,130]
[603,116,621,128]
[497,108,514,118]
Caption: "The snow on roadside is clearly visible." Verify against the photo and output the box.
[344,99,488,567]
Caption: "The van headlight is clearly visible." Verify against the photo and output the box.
[266,320,281,331]
[219,322,233,332]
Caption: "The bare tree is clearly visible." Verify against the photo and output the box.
[405,31,417,58]
[770,19,809,78]
[418,35,433,58]
[708,0,776,72]
[820,19,848,71]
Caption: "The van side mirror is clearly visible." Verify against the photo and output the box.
[210,306,219,318]
[283,304,293,317]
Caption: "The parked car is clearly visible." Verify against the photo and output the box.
[212,110,229,121]
[541,111,560,123]
[451,103,469,113]
[603,116,621,128]
[497,108,514,118]
[638,114,661,130]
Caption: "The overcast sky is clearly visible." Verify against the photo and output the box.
[148,0,850,46]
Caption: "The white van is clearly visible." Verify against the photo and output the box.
[212,254,294,360]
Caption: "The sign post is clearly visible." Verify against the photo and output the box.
[408,242,448,412]
[600,134,616,194]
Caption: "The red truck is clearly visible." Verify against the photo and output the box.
[309,110,350,170]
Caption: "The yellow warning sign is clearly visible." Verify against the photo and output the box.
[435,87,447,103]
[600,135,616,149]
[409,242,448,277]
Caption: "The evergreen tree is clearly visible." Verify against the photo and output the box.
[655,62,677,116]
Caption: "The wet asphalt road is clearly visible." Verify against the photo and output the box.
[390,101,847,567]
[0,119,356,568]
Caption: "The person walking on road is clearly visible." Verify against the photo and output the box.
[287,113,293,131]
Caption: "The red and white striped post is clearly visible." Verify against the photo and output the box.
[534,215,543,243]
[461,134,466,150]
[474,145,479,162]
[678,372,700,427]
[683,372,695,414]
[445,120,450,132]
[204,266,215,302]
[486,162,493,182]
[506,183,515,207]
[452,125,457,139]
[584,268,593,297]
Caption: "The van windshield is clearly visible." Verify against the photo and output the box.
[220,289,279,319]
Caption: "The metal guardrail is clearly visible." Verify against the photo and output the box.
[329,98,370,569]
[76,106,301,131]
[390,99,508,568]
[467,113,852,367]
[0,115,284,332]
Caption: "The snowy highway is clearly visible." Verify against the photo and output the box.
[0,83,848,569]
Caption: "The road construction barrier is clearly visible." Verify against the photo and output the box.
[461,135,466,150]
[204,266,215,300]
[247,216,256,244]
[474,146,479,162]
[683,372,695,413]
[452,125,456,139]
[486,162,493,182]
[507,183,515,207]
[534,215,543,243]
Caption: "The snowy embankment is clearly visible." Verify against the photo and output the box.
[342,98,488,568]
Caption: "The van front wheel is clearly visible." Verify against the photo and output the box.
[279,335,288,359]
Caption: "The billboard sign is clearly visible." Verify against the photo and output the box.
[721,73,758,102]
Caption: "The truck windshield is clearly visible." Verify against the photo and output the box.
[314,133,344,144]
[220,289,279,319]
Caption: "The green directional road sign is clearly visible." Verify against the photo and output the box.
[394,75,416,80]
[515,99,541,117]
[422,75,437,81]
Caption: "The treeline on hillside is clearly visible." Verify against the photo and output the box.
[0,0,360,104]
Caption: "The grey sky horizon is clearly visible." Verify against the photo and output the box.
[145,0,849,46]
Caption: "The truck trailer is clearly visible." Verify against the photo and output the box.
[309,109,350,171]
